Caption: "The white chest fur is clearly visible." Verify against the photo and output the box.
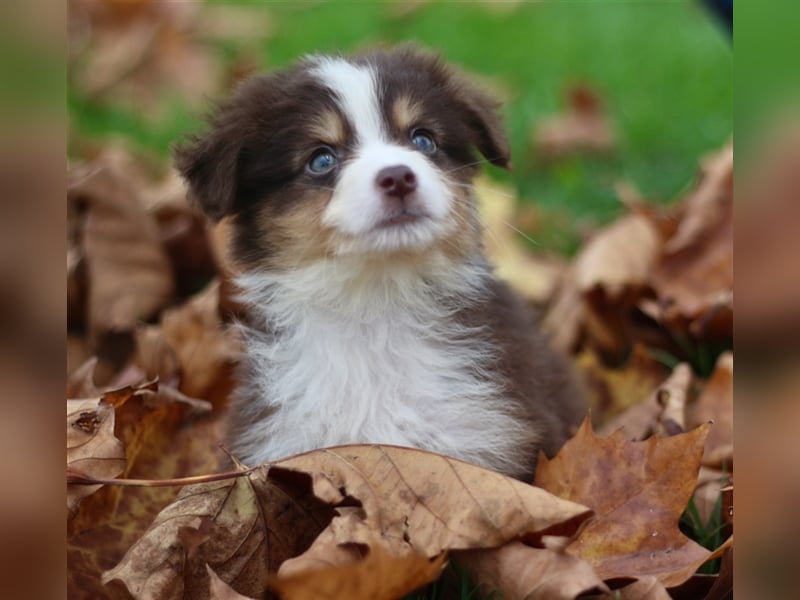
[231,257,534,475]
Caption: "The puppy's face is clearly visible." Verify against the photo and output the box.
[175,46,510,270]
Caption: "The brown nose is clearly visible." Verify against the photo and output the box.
[376,165,417,199]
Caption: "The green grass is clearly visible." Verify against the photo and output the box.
[69,0,731,254]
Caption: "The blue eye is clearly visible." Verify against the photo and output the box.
[410,130,436,154]
[307,148,338,174]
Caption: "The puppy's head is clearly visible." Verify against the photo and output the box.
[175,45,510,270]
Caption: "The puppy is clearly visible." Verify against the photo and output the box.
[175,45,584,481]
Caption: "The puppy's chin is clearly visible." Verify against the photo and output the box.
[332,212,451,256]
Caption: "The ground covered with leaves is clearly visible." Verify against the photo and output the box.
[67,2,732,599]
[66,132,733,598]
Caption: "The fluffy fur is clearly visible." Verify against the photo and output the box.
[175,45,584,480]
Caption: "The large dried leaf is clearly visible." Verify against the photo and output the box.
[103,470,332,600]
[67,397,125,514]
[535,418,711,587]
[272,543,446,600]
[457,540,607,600]
[275,446,592,557]
[68,164,174,354]
[106,446,591,598]
[646,143,733,340]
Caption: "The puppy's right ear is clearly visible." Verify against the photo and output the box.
[173,106,244,222]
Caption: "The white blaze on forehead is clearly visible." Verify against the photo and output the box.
[309,57,384,143]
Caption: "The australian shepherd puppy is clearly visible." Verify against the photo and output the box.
[175,45,584,480]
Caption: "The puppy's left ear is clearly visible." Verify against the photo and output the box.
[458,84,512,170]
[173,99,248,222]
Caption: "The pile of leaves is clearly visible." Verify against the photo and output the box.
[66,132,732,598]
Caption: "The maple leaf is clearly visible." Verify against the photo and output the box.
[535,417,712,587]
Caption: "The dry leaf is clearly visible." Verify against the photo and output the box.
[544,211,660,359]
[576,344,670,422]
[68,164,174,377]
[647,143,733,340]
[534,84,617,159]
[103,471,332,599]
[688,352,733,468]
[158,279,241,404]
[271,543,446,600]
[615,576,671,599]
[457,540,608,600]
[207,565,254,600]
[597,363,693,441]
[68,368,223,598]
[275,445,592,557]
[70,0,223,112]
[277,507,369,576]
[106,446,591,598]
[536,418,711,587]
[67,397,126,514]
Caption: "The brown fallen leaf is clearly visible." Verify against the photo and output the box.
[688,352,733,469]
[68,163,174,380]
[275,445,593,557]
[576,343,670,422]
[103,470,333,600]
[534,84,617,159]
[68,365,223,598]
[106,446,592,598]
[544,211,661,360]
[67,397,126,514]
[615,575,671,599]
[70,0,223,113]
[536,418,711,587]
[597,363,694,441]
[457,540,608,600]
[207,565,254,600]
[647,142,733,340]
[277,507,368,577]
[158,279,241,405]
[272,543,447,600]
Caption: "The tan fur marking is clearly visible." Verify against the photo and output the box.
[309,110,346,146]
[255,190,336,270]
[391,96,422,133]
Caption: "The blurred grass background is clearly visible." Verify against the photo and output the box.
[68,0,731,254]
